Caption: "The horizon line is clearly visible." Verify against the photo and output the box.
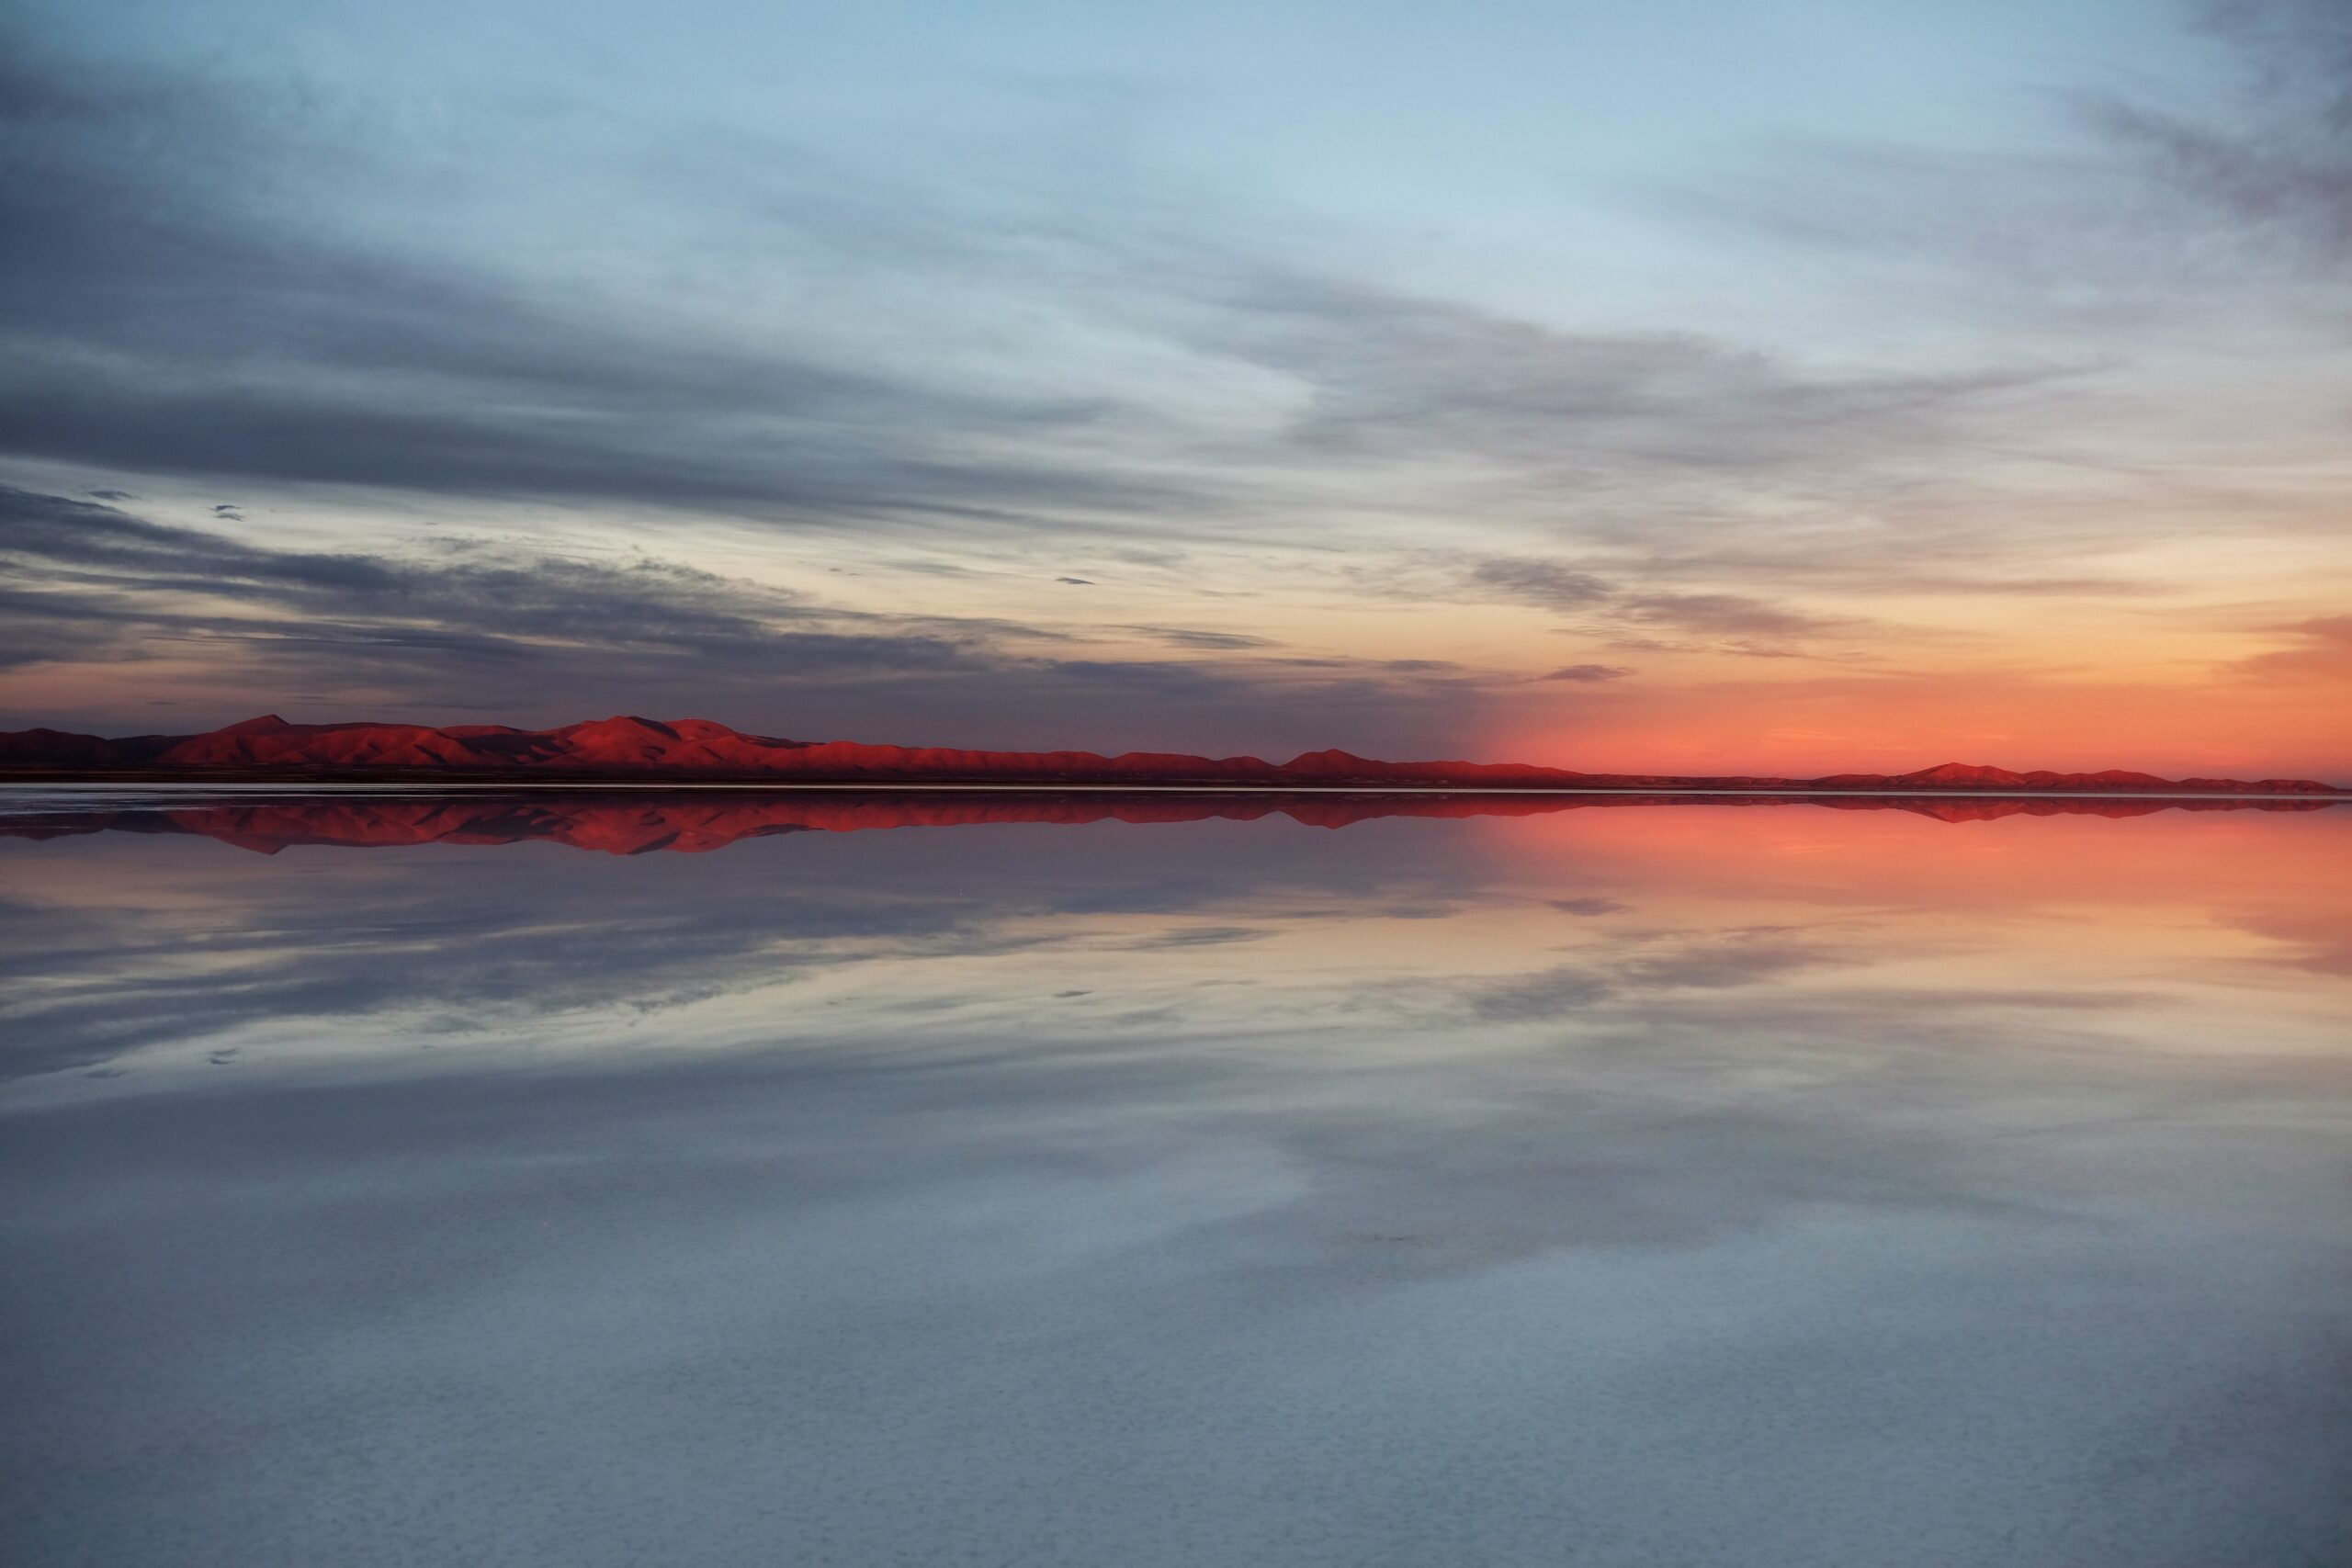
[3,782,2345,803]
[3,712,2344,792]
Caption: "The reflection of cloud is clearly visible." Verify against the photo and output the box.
[1613,937,1833,990]
[1466,965,1615,1020]
[11,793,2325,867]
[0,807,1532,1079]
[2233,908,2352,977]
[1113,925,1276,950]
[1463,933,1839,1020]
[1546,897,1627,916]
[3,860,2322,1295]
[6,796,2349,1568]
[7,920,2347,1568]
[0,884,1009,1080]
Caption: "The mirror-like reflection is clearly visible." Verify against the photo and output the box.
[3,785,2339,857]
[3,793,2348,1566]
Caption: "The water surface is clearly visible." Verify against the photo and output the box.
[4,792,2348,1566]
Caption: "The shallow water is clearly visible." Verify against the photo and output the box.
[3,792,2348,1567]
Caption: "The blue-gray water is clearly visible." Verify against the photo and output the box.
[3,792,2348,1566]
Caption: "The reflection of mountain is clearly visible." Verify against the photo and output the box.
[6,790,2342,856]
[2,714,2343,794]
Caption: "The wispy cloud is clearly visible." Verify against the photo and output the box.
[0,485,1528,750]
[2222,615,2352,683]
[2085,0,2352,267]
[1469,558,1613,610]
[0,28,2159,561]
[0,485,985,673]
[1451,558,1864,660]
[1620,592,1857,642]
[0,40,1191,530]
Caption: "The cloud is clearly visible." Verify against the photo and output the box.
[1468,558,1613,609]
[1136,281,2120,653]
[1620,592,1855,641]
[0,8,2343,767]
[0,485,983,675]
[0,39,1193,529]
[1660,0,2352,354]
[2084,0,2352,267]
[1542,664,1634,682]
[1130,626,1273,650]
[1454,557,1858,658]
[0,30,2109,567]
[2222,615,2352,683]
[0,485,1523,750]
[1113,924,1274,950]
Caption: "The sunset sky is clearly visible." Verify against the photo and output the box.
[2,0,2346,776]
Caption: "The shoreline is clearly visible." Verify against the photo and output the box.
[1,780,2342,802]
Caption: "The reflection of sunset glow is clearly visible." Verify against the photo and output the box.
[6,798,2346,1090]
[1476,798,2352,912]
[1486,671,2352,782]
[8,799,2351,1567]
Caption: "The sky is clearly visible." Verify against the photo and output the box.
[1,0,2346,775]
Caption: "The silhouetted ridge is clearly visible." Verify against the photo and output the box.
[0,716,2340,795]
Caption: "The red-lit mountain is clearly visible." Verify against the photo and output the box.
[0,715,2340,794]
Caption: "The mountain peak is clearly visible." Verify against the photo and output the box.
[564,715,680,737]
[1901,762,2019,784]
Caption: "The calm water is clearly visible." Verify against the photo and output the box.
[3,791,2348,1567]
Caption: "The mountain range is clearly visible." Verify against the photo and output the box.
[0,714,2340,795]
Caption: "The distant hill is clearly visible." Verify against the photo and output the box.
[0,714,2340,795]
